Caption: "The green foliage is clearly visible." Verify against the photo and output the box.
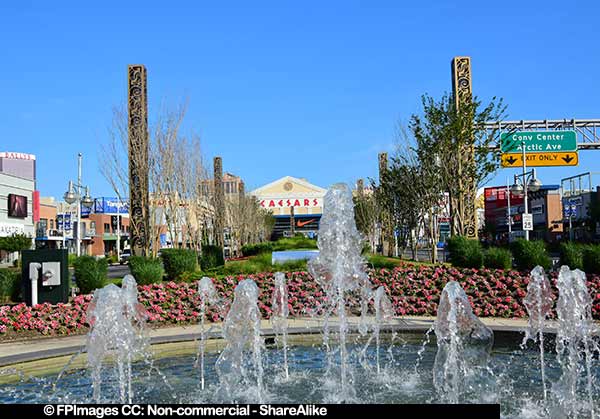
[483,247,513,270]
[0,233,32,253]
[241,242,274,256]
[160,249,198,280]
[447,236,483,268]
[241,236,317,257]
[73,256,107,294]
[272,236,317,251]
[510,239,551,271]
[0,268,21,302]
[582,244,600,274]
[68,253,77,267]
[559,242,584,270]
[367,254,403,270]
[106,255,118,264]
[128,256,164,285]
[200,245,225,270]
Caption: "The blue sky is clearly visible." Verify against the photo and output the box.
[1,1,599,198]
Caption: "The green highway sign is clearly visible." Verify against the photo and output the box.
[500,130,577,153]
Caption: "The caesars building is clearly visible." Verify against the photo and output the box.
[249,176,326,239]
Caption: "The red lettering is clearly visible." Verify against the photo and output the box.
[313,199,318,206]
[294,199,301,206]
[304,199,309,206]
[286,199,291,207]
[278,200,284,207]
[269,200,275,207]
[260,200,265,207]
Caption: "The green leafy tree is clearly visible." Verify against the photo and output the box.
[0,233,32,263]
[410,93,507,237]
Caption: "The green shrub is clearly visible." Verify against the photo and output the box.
[367,254,402,270]
[200,245,225,270]
[160,249,198,280]
[582,244,600,274]
[73,255,107,294]
[483,247,513,270]
[68,253,77,267]
[0,268,21,302]
[272,236,318,251]
[447,236,483,268]
[510,239,551,271]
[128,256,164,285]
[241,242,274,256]
[106,255,118,264]
[559,242,584,270]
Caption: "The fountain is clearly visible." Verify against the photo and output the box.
[373,286,394,374]
[552,265,599,418]
[271,272,290,379]
[433,281,494,403]
[197,277,220,390]
[214,278,264,402]
[521,265,554,402]
[307,183,373,402]
[86,274,148,403]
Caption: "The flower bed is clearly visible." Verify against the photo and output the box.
[0,264,599,338]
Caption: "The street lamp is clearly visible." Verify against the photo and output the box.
[510,141,542,241]
[64,153,94,256]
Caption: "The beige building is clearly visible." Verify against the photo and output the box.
[249,176,326,239]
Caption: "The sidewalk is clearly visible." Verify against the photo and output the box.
[0,316,558,368]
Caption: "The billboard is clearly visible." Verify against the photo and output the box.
[8,194,27,218]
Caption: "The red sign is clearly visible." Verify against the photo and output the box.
[260,198,321,208]
[0,151,36,160]
[33,191,40,222]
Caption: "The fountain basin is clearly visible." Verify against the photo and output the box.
[0,330,594,414]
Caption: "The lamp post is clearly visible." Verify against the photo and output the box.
[510,142,542,241]
[64,153,94,256]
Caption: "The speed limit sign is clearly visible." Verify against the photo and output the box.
[522,213,533,231]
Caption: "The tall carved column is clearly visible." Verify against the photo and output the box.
[128,65,150,256]
[356,178,364,196]
[377,152,393,256]
[451,56,478,239]
[213,157,225,247]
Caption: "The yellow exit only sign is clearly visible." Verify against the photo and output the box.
[501,152,579,167]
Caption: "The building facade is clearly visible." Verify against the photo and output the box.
[483,185,563,243]
[250,176,326,239]
[0,152,37,264]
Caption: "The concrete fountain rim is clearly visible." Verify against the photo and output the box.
[0,315,562,369]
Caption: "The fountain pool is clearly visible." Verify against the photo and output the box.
[0,332,597,417]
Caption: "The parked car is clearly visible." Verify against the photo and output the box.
[119,249,131,264]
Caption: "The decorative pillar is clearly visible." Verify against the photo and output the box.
[451,56,478,239]
[213,157,225,247]
[357,178,364,196]
[128,64,150,256]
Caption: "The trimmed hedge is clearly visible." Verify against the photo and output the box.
[483,247,512,270]
[73,256,107,294]
[582,244,600,274]
[0,269,21,302]
[200,245,225,270]
[447,236,483,268]
[510,239,551,271]
[241,236,318,257]
[241,242,274,257]
[559,242,584,270]
[160,249,198,280]
[128,256,164,285]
